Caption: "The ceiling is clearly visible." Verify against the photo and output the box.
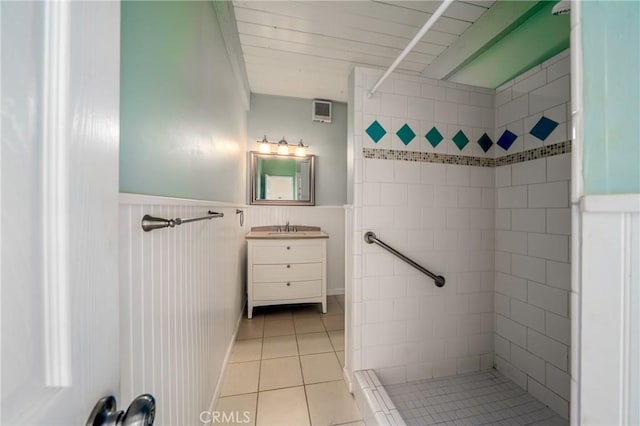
[231,1,569,102]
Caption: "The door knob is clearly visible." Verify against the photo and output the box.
[87,394,156,426]
[120,395,155,426]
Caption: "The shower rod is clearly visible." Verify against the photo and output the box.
[141,211,224,232]
[368,0,455,97]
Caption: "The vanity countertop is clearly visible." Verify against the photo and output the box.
[246,225,329,239]
[245,230,329,239]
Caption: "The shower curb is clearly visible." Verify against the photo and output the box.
[353,370,407,426]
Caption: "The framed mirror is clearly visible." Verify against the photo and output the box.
[249,151,315,205]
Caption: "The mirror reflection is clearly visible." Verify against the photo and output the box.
[250,152,315,205]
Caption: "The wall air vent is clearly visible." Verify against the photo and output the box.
[312,100,332,123]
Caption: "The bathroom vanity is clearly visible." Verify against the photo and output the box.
[245,226,328,318]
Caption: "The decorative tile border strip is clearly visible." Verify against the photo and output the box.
[494,140,571,167]
[362,149,495,167]
[363,140,571,168]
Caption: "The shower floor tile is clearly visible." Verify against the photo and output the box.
[385,370,568,426]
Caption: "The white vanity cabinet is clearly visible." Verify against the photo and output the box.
[246,234,328,319]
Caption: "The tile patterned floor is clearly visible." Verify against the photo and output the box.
[385,370,568,426]
[216,295,364,426]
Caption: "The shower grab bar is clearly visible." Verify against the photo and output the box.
[364,231,445,287]
[141,211,224,232]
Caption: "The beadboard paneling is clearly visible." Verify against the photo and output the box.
[119,197,246,425]
[579,195,640,425]
[247,206,345,294]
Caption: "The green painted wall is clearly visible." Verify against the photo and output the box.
[261,158,298,177]
[582,1,640,194]
[120,1,247,202]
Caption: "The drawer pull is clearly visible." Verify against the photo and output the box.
[286,264,291,268]
[286,246,291,250]
[286,282,291,286]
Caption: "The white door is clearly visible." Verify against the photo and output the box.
[265,175,294,200]
[1,2,122,424]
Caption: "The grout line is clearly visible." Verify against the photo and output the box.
[252,391,259,426]
[297,335,313,426]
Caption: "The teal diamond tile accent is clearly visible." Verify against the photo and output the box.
[366,120,387,143]
[452,130,469,150]
[425,127,443,147]
[396,124,416,145]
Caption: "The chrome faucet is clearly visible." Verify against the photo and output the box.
[284,221,290,232]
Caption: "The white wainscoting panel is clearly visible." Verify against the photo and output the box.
[344,205,355,389]
[579,194,640,425]
[247,205,345,294]
[119,195,247,425]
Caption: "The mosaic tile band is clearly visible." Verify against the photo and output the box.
[363,140,571,168]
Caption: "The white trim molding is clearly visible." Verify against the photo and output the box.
[42,0,72,388]
[212,1,251,111]
[581,194,640,213]
[119,192,248,208]
[569,6,583,422]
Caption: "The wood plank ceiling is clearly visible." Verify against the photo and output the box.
[232,1,495,102]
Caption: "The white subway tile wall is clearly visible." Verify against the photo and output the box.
[363,74,495,157]
[360,158,495,379]
[494,154,571,418]
[349,49,571,420]
[493,55,571,420]
[353,68,497,389]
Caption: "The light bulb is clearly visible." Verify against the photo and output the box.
[277,138,289,155]
[259,142,271,153]
[259,135,271,153]
[295,140,306,156]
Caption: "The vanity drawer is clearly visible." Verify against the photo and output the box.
[253,280,321,300]
[252,243,322,264]
[253,263,322,282]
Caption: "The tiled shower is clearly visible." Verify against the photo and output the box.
[347,49,572,422]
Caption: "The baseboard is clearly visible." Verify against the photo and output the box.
[207,301,246,414]
[343,366,353,393]
[328,288,345,296]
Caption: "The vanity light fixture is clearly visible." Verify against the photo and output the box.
[295,139,307,156]
[277,137,290,155]
[258,135,271,153]
[255,136,310,156]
